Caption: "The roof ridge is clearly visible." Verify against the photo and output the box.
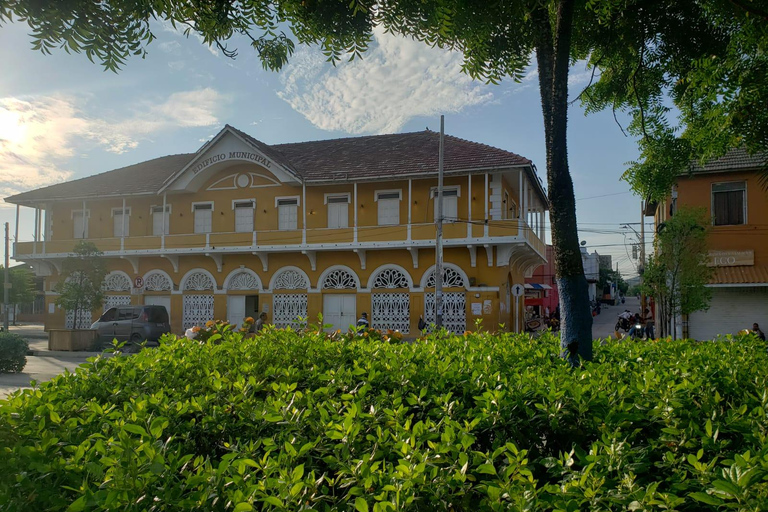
[271,130,429,148]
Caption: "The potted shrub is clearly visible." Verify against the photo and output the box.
[50,241,107,351]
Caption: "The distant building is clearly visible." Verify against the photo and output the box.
[649,149,768,339]
[598,254,613,270]
[581,247,600,301]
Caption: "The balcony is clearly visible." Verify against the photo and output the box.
[14,219,545,260]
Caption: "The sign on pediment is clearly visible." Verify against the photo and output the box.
[163,128,298,192]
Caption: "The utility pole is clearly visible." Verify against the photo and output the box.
[4,223,9,332]
[640,201,646,315]
[435,115,445,329]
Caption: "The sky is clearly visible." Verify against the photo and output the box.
[0,21,651,279]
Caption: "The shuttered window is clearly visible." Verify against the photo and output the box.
[113,208,130,237]
[278,198,298,231]
[234,201,255,232]
[193,203,213,234]
[326,195,349,229]
[712,182,746,226]
[152,206,170,236]
[376,191,401,226]
[73,211,89,239]
[433,188,459,221]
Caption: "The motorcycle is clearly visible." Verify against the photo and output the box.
[615,312,632,332]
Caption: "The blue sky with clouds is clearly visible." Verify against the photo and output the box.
[0,21,649,277]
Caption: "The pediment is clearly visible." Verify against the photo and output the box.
[161,127,299,193]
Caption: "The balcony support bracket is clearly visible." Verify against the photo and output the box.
[407,248,419,269]
[467,245,477,268]
[121,256,140,275]
[484,244,494,267]
[354,249,366,270]
[162,255,179,273]
[496,244,516,267]
[302,250,317,271]
[253,252,268,272]
[206,252,223,273]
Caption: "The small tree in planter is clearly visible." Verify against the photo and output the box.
[54,242,107,330]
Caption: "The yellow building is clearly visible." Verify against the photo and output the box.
[7,126,548,335]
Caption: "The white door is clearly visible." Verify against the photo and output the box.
[227,296,246,327]
[145,295,171,324]
[323,294,356,332]
[425,292,466,334]
[73,211,88,239]
[377,196,400,226]
[371,292,410,333]
[273,293,307,329]
[327,197,349,228]
[182,295,214,329]
[234,202,254,232]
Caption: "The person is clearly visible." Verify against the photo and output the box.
[753,323,766,341]
[628,312,643,339]
[253,312,268,332]
[357,312,369,328]
[644,307,655,340]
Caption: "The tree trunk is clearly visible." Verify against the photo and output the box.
[533,0,593,363]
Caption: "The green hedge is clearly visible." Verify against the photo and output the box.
[0,332,28,373]
[1,327,767,511]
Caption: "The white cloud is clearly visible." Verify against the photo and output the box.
[278,29,494,134]
[0,89,228,200]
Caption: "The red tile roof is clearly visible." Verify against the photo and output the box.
[710,265,768,285]
[5,127,536,205]
[689,148,767,174]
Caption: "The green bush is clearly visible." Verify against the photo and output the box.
[1,328,767,511]
[0,332,28,373]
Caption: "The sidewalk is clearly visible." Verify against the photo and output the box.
[1,323,101,399]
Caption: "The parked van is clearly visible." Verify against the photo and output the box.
[91,305,171,351]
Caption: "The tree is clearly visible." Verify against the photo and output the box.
[598,267,627,298]
[54,242,107,329]
[641,207,712,339]
[4,1,754,361]
[0,265,35,325]
[580,1,768,198]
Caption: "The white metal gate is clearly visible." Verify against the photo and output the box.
[65,309,93,329]
[103,295,131,312]
[372,293,410,333]
[273,293,307,329]
[183,295,214,329]
[424,292,466,334]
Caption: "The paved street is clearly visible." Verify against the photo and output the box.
[0,323,98,399]
[0,353,95,399]
[592,296,641,340]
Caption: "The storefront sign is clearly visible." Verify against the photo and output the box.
[708,250,754,267]
[191,151,273,175]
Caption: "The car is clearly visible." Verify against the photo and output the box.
[91,305,171,352]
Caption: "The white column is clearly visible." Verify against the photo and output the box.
[161,193,167,250]
[33,207,38,254]
[82,199,87,239]
[121,198,126,251]
[467,175,472,238]
[484,173,489,237]
[407,178,412,241]
[42,205,47,254]
[14,205,19,243]
[518,170,523,220]
[353,182,358,243]
[302,183,307,245]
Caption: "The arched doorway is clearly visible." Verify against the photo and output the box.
[181,269,216,329]
[319,266,359,332]
[368,265,412,333]
[422,264,468,334]
[270,267,309,329]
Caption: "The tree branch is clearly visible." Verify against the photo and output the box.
[729,0,768,21]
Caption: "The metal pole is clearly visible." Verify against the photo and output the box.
[14,205,19,243]
[4,223,9,332]
[435,115,445,329]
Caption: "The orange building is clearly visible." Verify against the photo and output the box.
[651,149,768,339]
[6,126,548,336]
